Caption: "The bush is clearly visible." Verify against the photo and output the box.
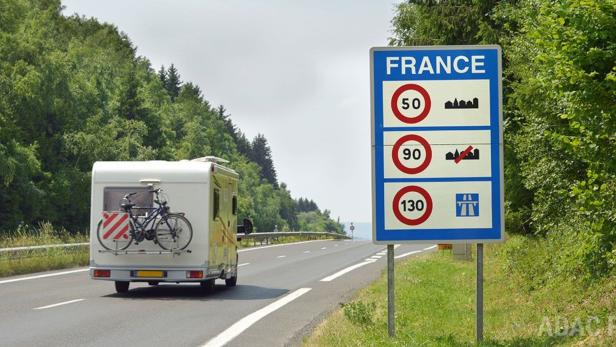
[341,301,375,326]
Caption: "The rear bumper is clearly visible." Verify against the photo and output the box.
[89,267,224,282]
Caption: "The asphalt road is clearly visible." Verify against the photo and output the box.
[0,239,435,347]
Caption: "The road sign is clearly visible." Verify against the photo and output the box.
[371,45,504,244]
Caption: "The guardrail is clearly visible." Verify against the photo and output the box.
[238,231,349,246]
[0,232,348,253]
[0,242,88,254]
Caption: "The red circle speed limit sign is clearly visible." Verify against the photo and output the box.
[392,134,432,174]
[392,185,433,226]
[390,83,431,124]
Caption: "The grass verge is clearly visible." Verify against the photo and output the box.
[305,238,616,346]
[0,222,89,277]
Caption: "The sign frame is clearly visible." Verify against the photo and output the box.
[371,45,504,244]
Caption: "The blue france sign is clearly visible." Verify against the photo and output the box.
[371,46,504,244]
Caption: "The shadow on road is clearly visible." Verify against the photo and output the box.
[103,283,288,301]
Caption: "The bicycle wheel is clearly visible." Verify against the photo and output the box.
[154,214,193,251]
[96,217,133,251]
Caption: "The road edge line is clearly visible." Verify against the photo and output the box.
[0,268,89,285]
[202,287,312,347]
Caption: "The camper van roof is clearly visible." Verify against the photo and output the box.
[92,160,238,183]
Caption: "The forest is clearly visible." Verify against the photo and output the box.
[391,0,614,280]
[0,0,344,235]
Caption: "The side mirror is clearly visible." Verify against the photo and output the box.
[237,218,254,237]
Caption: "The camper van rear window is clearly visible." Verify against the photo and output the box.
[103,187,153,216]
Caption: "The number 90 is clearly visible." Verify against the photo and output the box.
[402,148,421,160]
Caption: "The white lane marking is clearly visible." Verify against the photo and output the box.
[238,240,329,253]
[394,244,401,249]
[320,260,377,282]
[33,298,84,310]
[303,251,310,254]
[0,268,88,285]
[320,247,327,250]
[202,288,312,347]
[238,263,250,267]
[423,245,437,251]
[370,255,382,259]
[377,252,386,256]
[394,250,421,259]
[277,255,286,258]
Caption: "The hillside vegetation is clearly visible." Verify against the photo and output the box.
[0,0,343,237]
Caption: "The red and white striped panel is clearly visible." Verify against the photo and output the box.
[101,212,130,240]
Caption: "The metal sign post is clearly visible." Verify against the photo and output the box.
[476,243,484,342]
[370,45,503,340]
[387,244,395,337]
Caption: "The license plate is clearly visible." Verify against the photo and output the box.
[134,270,165,278]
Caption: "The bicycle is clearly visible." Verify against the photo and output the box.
[97,188,193,252]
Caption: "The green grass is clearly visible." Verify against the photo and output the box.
[0,222,89,277]
[305,238,616,346]
[0,222,88,248]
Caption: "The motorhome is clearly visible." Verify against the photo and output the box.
[89,157,251,293]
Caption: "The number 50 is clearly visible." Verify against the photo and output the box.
[401,97,421,110]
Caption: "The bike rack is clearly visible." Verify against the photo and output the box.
[98,249,192,256]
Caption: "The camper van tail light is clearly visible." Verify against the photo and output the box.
[93,269,111,278]
[187,271,203,279]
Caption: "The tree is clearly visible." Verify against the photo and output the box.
[164,64,182,101]
[158,65,167,88]
[249,134,278,187]
[390,0,500,46]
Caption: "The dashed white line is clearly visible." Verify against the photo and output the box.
[423,245,437,251]
[202,288,312,347]
[277,255,286,258]
[320,260,377,282]
[238,263,250,267]
[320,247,327,250]
[33,298,84,310]
[370,255,382,259]
[303,251,310,254]
[0,268,88,285]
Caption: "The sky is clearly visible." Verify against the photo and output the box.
[62,0,402,224]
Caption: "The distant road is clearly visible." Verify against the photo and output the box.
[0,239,434,347]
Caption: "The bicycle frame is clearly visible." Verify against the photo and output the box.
[127,205,165,233]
